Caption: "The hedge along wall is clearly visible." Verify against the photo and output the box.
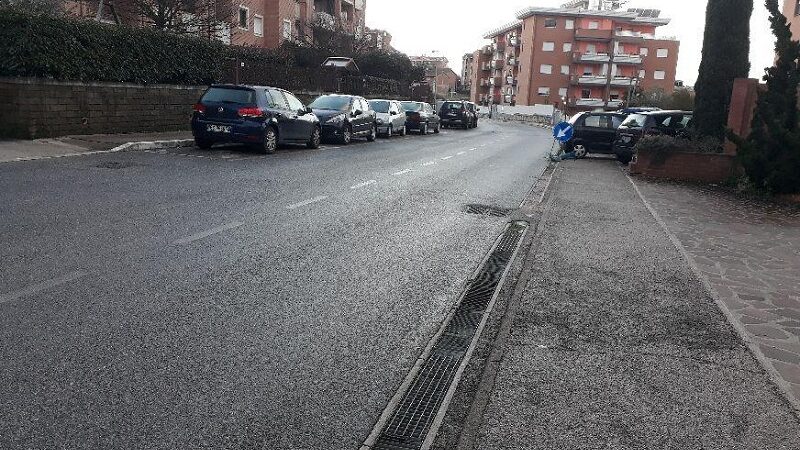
[0,77,207,139]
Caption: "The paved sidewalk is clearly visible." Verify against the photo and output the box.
[468,160,800,449]
[633,178,800,410]
[0,131,192,163]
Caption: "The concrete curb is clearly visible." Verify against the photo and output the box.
[625,170,800,417]
[3,139,195,163]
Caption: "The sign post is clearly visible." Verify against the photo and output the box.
[549,121,574,159]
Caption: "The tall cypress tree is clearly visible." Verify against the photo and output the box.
[736,0,800,194]
[693,0,753,139]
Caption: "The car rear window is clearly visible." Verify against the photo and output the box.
[621,114,647,128]
[443,102,463,110]
[202,87,256,105]
[309,96,351,111]
[401,102,422,112]
[369,100,390,113]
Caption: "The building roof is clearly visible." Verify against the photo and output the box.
[515,6,670,26]
[483,20,523,39]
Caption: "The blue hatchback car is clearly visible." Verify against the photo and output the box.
[191,84,321,154]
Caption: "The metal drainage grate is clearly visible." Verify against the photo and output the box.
[372,221,528,450]
[464,204,512,217]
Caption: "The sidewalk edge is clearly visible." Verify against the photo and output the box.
[3,139,194,163]
[625,171,800,416]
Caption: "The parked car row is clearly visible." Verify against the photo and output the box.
[562,109,693,164]
[191,84,477,154]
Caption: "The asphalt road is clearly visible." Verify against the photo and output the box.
[0,120,551,449]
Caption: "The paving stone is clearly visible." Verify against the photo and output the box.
[772,360,800,384]
[777,308,800,321]
[745,324,792,340]
[740,315,768,325]
[760,345,800,365]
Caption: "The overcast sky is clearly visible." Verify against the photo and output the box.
[365,0,776,86]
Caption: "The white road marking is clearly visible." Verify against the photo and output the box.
[286,195,329,210]
[351,180,377,189]
[422,161,436,166]
[469,147,477,151]
[393,169,412,176]
[441,156,454,160]
[0,271,88,304]
[457,151,466,155]
[171,221,244,245]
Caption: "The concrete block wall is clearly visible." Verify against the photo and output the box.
[0,78,207,139]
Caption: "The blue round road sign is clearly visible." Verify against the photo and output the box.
[553,122,574,143]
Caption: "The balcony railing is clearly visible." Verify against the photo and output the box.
[570,98,625,108]
[573,53,611,63]
[610,77,635,86]
[614,30,655,42]
[571,75,608,85]
[491,59,505,69]
[506,76,517,86]
[613,54,643,65]
[575,28,613,41]
[507,57,517,66]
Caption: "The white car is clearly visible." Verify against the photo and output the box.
[368,99,407,138]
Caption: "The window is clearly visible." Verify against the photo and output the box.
[639,47,649,56]
[284,91,305,112]
[639,69,646,79]
[545,18,557,28]
[558,87,568,97]
[796,0,800,15]
[537,87,550,96]
[543,41,555,51]
[540,64,552,74]
[266,89,288,109]
[561,65,570,75]
[253,15,263,37]
[282,19,292,39]
[565,19,574,30]
[588,21,599,30]
[656,48,669,58]
[563,42,573,52]
[584,115,602,127]
[238,6,248,29]
[654,70,666,80]
[581,89,591,98]
[583,67,593,75]
[586,44,596,54]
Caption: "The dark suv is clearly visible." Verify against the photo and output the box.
[562,111,627,159]
[439,101,472,129]
[191,85,321,154]
[613,111,693,163]
[309,94,377,144]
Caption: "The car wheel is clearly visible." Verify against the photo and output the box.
[341,125,352,145]
[195,138,213,150]
[307,126,321,149]
[420,123,428,135]
[573,143,588,159]
[434,123,440,134]
[400,126,407,136]
[617,153,633,165]
[367,124,377,142]
[262,127,278,154]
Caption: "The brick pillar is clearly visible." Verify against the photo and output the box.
[725,78,761,155]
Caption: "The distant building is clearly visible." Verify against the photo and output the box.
[784,0,800,42]
[462,53,475,93]
[362,27,392,51]
[469,5,680,112]
[410,56,459,98]
[62,0,367,49]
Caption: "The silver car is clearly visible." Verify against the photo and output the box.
[368,99,407,138]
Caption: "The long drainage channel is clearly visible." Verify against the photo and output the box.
[363,220,529,450]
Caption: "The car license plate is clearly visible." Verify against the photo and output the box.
[207,124,231,134]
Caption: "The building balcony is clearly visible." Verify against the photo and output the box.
[481,62,491,71]
[489,76,503,86]
[614,30,655,43]
[573,53,611,63]
[506,76,517,86]
[482,45,493,55]
[610,76,635,87]
[504,94,515,104]
[492,41,506,52]
[507,57,518,66]
[571,75,608,85]
[509,37,520,47]
[575,28,613,41]
[491,59,505,69]
[613,54,643,65]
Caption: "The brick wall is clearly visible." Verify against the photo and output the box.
[629,150,742,184]
[0,78,207,139]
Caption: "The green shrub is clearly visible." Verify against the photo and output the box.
[634,135,723,155]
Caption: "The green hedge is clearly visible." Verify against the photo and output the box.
[0,10,283,85]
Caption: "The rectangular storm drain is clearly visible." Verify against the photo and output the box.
[368,221,529,450]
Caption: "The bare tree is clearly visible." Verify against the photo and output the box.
[112,0,234,37]
[0,0,62,15]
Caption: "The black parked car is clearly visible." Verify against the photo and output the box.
[439,101,473,129]
[561,111,627,159]
[465,102,479,128]
[191,84,321,154]
[309,94,377,144]
[613,110,694,164]
[401,101,440,134]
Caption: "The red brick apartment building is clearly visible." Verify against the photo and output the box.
[785,0,800,40]
[469,6,679,113]
[64,0,366,48]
